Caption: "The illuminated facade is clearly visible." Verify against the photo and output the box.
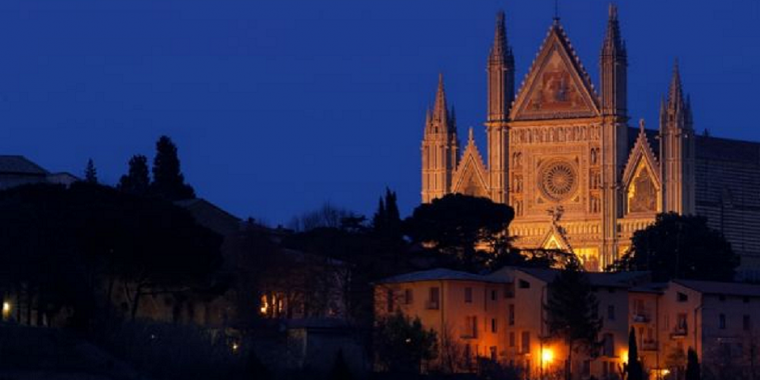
[420,6,760,275]
[376,267,760,378]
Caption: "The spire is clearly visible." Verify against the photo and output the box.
[668,60,685,108]
[602,4,626,57]
[490,11,512,63]
[468,127,474,143]
[425,73,455,135]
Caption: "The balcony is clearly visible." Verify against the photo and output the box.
[632,313,651,323]
[425,300,439,310]
[671,327,687,338]
[641,340,658,351]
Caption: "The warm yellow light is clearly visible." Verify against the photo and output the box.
[231,342,240,352]
[259,296,269,315]
[620,349,629,363]
[2,302,10,313]
[541,348,554,363]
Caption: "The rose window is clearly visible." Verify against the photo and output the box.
[539,160,578,201]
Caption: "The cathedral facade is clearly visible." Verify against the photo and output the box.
[421,6,760,275]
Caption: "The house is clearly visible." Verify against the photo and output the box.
[376,267,760,379]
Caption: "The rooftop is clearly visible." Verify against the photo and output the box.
[674,279,760,297]
[378,268,508,285]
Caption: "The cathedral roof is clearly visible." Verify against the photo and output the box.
[510,19,600,121]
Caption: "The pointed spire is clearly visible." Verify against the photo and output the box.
[668,59,685,108]
[468,127,474,143]
[602,3,626,57]
[432,73,450,132]
[490,11,512,63]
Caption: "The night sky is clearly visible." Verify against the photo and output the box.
[0,0,757,225]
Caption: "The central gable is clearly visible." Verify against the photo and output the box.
[511,23,600,121]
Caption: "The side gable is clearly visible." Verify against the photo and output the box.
[510,22,600,121]
[451,128,490,198]
[622,124,662,214]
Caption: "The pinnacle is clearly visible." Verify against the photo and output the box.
[668,59,685,107]
[490,10,511,62]
[602,3,625,56]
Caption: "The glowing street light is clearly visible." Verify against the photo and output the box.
[541,347,554,364]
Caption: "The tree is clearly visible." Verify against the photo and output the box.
[686,348,700,380]
[544,260,602,380]
[117,155,150,195]
[374,311,438,374]
[624,327,643,380]
[404,194,514,271]
[329,349,353,380]
[372,188,402,241]
[613,213,738,281]
[150,135,195,201]
[0,183,222,326]
[84,158,98,183]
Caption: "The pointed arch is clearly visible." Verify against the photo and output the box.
[510,22,600,121]
[451,134,490,198]
[622,129,662,214]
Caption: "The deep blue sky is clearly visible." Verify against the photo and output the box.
[0,1,757,225]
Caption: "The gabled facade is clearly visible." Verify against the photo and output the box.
[419,6,760,276]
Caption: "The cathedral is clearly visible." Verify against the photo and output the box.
[420,6,760,276]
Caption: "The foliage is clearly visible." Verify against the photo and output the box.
[150,135,196,201]
[118,154,150,196]
[93,320,251,380]
[374,311,438,374]
[476,357,521,380]
[84,158,98,183]
[611,213,737,281]
[0,183,222,326]
[329,349,353,380]
[544,260,602,379]
[686,348,700,380]
[288,202,357,232]
[373,188,402,241]
[624,328,643,380]
[404,194,514,271]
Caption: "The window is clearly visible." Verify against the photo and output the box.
[509,304,515,326]
[603,333,615,357]
[504,283,515,298]
[427,287,440,310]
[521,331,530,353]
[677,292,688,302]
[582,360,591,377]
[607,305,615,321]
[491,289,497,301]
[676,313,688,332]
[404,289,413,305]
[463,316,478,338]
[509,332,515,347]
[465,287,473,303]
[489,346,497,361]
[491,318,498,333]
[519,280,531,289]
[386,289,394,312]
[744,315,751,331]
[719,314,726,329]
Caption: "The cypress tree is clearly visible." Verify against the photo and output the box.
[117,155,150,195]
[150,135,195,200]
[84,158,98,184]
[372,197,386,232]
[686,348,700,380]
[626,327,643,380]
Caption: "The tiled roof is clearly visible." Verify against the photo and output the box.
[378,268,508,285]
[514,267,650,288]
[0,155,48,175]
[175,198,241,236]
[674,279,760,297]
